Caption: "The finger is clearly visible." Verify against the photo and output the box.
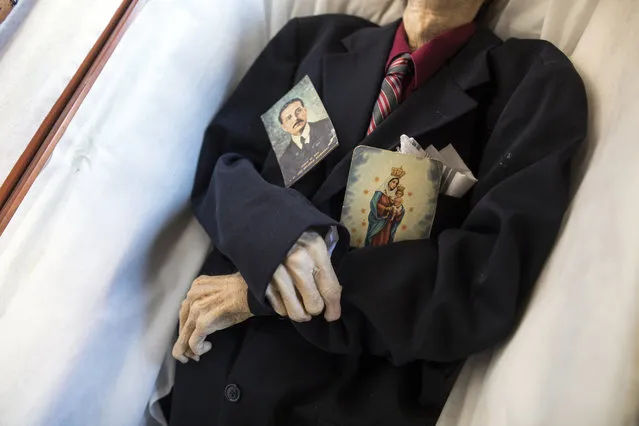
[180,276,211,334]
[198,342,213,356]
[173,338,202,363]
[172,331,199,363]
[266,283,288,317]
[189,333,213,358]
[189,314,217,356]
[172,339,189,364]
[182,292,208,361]
[176,305,198,359]
[273,264,311,322]
[301,235,342,322]
[185,347,201,361]
[285,249,324,316]
[189,304,235,356]
[173,298,195,363]
[315,266,342,322]
[188,301,220,356]
[178,298,191,336]
[190,305,245,355]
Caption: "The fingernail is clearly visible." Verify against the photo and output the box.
[195,341,212,356]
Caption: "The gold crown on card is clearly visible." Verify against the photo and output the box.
[391,166,406,179]
[396,185,405,193]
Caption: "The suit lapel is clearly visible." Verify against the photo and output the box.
[321,21,399,156]
[313,28,501,207]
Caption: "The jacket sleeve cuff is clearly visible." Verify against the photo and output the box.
[205,154,349,313]
[236,196,345,313]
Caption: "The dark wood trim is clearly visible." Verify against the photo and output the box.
[0,0,143,235]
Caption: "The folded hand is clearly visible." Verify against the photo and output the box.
[172,272,252,363]
[172,231,342,363]
[265,231,342,322]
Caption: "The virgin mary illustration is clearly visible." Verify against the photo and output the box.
[364,166,406,246]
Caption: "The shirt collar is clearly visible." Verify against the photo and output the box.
[291,122,311,150]
[386,21,477,90]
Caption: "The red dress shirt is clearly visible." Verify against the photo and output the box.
[386,21,476,100]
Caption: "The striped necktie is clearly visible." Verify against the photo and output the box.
[367,53,413,135]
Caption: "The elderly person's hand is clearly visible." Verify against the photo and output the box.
[266,231,342,322]
[172,272,252,363]
[173,231,341,363]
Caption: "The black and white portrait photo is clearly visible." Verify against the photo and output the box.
[261,76,338,187]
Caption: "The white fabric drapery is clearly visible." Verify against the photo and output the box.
[0,1,266,424]
[438,1,639,425]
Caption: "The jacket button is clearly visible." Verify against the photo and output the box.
[224,384,241,402]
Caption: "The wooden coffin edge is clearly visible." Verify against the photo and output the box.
[0,0,144,235]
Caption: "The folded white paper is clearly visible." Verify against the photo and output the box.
[398,134,477,198]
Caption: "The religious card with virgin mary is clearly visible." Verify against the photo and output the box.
[340,146,443,248]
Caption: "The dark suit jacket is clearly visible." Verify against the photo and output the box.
[171,15,587,426]
[279,118,335,184]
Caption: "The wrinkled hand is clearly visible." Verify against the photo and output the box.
[172,232,341,363]
[265,231,342,323]
[172,272,252,363]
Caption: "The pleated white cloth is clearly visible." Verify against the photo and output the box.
[438,1,639,425]
[0,0,265,424]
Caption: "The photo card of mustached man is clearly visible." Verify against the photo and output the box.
[261,76,339,187]
[341,146,443,248]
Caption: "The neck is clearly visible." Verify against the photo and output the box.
[403,0,484,50]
